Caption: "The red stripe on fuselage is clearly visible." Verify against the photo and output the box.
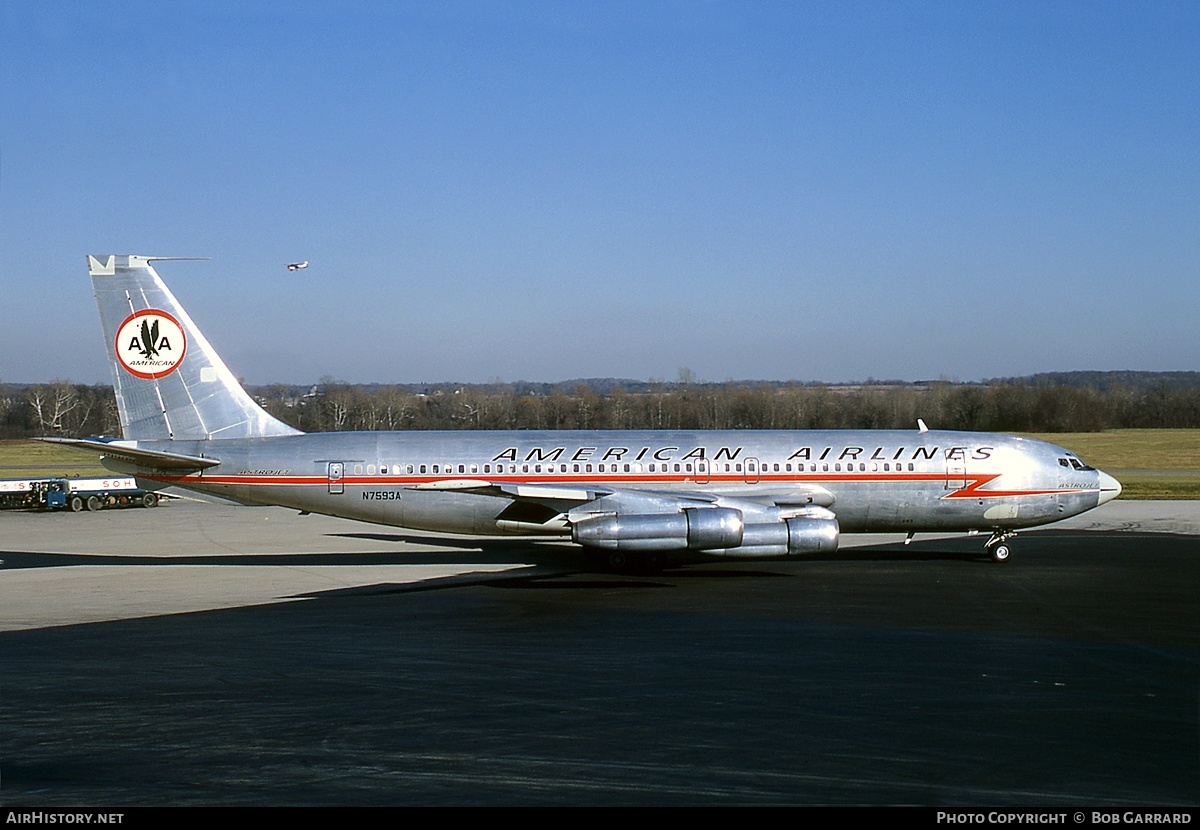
[140,471,1094,498]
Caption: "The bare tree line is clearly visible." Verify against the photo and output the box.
[1,382,120,439]
[3,377,1198,440]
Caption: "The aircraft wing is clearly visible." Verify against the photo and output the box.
[35,437,220,472]
[403,479,836,530]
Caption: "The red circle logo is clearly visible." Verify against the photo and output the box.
[115,309,188,379]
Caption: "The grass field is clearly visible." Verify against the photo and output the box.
[0,440,110,479]
[1019,429,1200,499]
[1020,429,1200,470]
[3,429,1199,499]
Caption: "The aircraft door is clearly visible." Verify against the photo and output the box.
[328,462,344,495]
[945,448,967,490]
[745,457,761,484]
[696,458,710,485]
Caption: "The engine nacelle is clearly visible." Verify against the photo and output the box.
[706,511,840,558]
[572,507,744,551]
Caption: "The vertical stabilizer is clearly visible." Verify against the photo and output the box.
[88,255,302,441]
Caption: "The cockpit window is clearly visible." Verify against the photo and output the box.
[1059,458,1070,468]
[1067,455,1095,472]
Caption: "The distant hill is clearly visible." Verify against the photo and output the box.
[7,372,1196,401]
[987,371,1200,392]
[282,372,1200,396]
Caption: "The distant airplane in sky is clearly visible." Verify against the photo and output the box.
[48,255,1122,571]
[286,261,308,271]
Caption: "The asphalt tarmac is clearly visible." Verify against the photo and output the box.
[1,500,1197,806]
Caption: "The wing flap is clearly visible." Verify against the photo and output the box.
[406,479,606,502]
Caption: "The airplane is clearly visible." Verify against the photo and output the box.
[44,254,1122,571]
[287,261,309,271]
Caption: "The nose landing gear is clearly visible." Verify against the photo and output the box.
[984,530,1016,563]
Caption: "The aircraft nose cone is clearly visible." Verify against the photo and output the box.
[1097,471,1122,505]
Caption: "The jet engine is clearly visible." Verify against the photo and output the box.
[571,507,744,551]
[710,509,839,558]
[571,505,839,558]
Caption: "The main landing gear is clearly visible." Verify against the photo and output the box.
[984,531,1016,563]
[584,549,668,575]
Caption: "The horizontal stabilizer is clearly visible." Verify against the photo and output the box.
[36,437,220,471]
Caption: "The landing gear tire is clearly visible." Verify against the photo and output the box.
[582,549,667,575]
[638,551,667,574]
[984,531,1015,563]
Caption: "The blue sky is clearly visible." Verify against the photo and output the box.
[2,1,1197,385]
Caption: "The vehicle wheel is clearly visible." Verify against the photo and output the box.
[607,551,628,571]
[143,492,158,508]
[990,543,1011,563]
[70,496,84,513]
[86,495,101,512]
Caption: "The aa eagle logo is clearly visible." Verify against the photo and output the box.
[115,309,187,379]
[137,318,161,358]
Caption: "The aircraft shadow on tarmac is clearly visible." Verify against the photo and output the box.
[328,529,1012,563]
[0,529,1150,574]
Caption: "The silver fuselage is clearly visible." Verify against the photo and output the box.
[121,428,1115,537]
